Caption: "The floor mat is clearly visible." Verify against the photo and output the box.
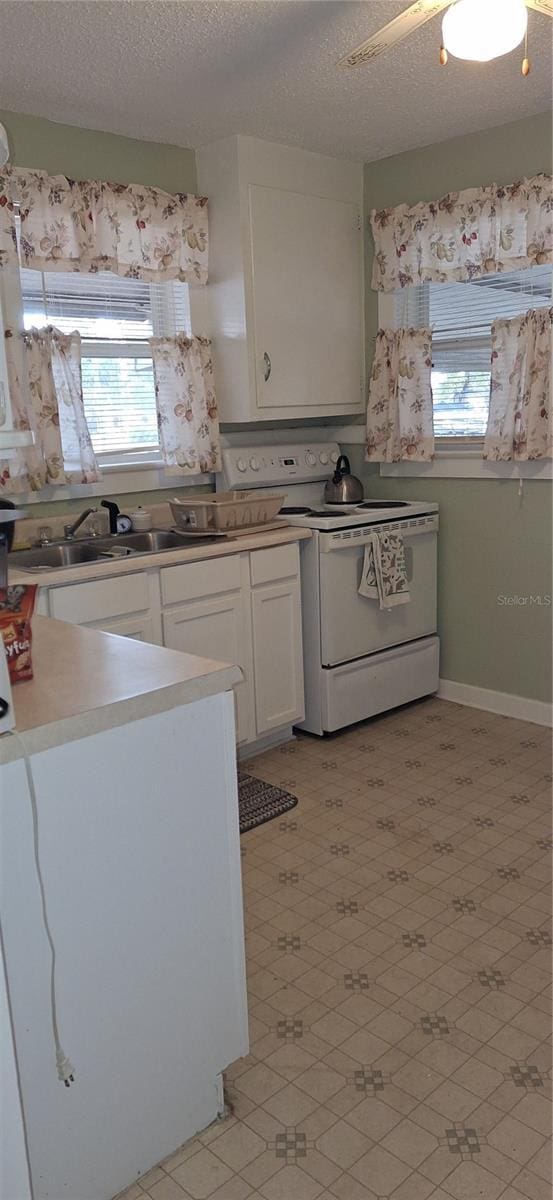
[238,771,298,833]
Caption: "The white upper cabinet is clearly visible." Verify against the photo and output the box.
[249,185,362,413]
[196,136,364,423]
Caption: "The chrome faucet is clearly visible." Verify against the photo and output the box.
[63,507,98,540]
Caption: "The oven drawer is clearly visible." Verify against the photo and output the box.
[321,636,440,732]
[319,526,437,666]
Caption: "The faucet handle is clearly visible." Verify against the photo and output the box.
[101,499,120,535]
[38,525,53,546]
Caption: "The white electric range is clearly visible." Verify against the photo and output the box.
[222,442,439,734]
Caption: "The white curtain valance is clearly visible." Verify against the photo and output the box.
[0,325,101,493]
[370,174,552,293]
[366,327,434,462]
[484,306,552,462]
[0,165,208,284]
[150,335,221,475]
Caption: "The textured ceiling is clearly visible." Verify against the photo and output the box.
[0,1,551,162]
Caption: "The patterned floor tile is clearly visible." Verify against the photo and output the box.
[111,700,552,1200]
[349,1142,412,1191]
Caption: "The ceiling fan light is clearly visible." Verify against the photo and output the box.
[442,0,528,63]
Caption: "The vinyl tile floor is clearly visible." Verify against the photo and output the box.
[116,698,552,1200]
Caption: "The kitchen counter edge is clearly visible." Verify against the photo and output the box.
[0,616,242,764]
[8,526,312,588]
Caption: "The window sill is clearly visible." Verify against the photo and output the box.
[16,462,212,504]
[335,427,552,480]
[380,451,552,480]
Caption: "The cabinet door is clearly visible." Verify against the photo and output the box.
[248,184,363,414]
[162,594,252,744]
[251,579,304,735]
[87,613,158,643]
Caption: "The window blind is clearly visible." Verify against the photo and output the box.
[20,268,191,457]
[395,264,552,437]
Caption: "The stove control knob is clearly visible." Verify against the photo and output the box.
[319,451,329,465]
[305,451,317,467]
[249,456,260,472]
[330,451,339,464]
[236,458,247,473]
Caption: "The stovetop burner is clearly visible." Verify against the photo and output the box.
[308,509,342,517]
[282,501,414,520]
[358,501,411,509]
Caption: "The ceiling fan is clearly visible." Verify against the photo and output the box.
[338,0,553,76]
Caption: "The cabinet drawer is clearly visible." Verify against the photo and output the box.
[161,555,241,606]
[250,543,298,587]
[50,572,149,624]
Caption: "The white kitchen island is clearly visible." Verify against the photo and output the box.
[0,618,247,1200]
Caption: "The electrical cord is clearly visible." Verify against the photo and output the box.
[9,729,76,1087]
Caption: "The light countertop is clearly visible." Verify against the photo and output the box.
[8,525,312,588]
[0,616,242,764]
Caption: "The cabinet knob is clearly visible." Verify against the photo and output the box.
[263,351,271,382]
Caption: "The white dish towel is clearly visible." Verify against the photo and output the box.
[358,531,410,609]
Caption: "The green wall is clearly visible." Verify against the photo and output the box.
[347,110,553,705]
[0,110,197,192]
[345,447,552,704]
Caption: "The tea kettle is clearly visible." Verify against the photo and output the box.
[324,455,363,505]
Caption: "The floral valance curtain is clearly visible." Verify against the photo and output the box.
[370,174,552,293]
[366,327,434,462]
[0,326,101,492]
[150,335,221,475]
[0,165,208,284]
[484,307,552,462]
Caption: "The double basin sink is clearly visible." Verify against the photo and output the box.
[12,530,203,572]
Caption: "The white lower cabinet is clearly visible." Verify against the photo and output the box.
[163,593,253,745]
[49,572,150,624]
[90,613,159,642]
[40,541,305,748]
[48,571,162,645]
[251,578,304,733]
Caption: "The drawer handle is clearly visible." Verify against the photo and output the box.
[263,351,271,382]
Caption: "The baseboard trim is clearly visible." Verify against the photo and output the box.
[438,678,552,727]
[238,726,295,760]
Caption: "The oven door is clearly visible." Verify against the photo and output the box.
[319,516,438,667]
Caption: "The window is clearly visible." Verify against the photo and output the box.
[21,269,191,463]
[394,264,552,439]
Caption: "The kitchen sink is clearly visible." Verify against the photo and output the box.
[10,528,205,572]
[12,542,108,571]
[101,530,190,552]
